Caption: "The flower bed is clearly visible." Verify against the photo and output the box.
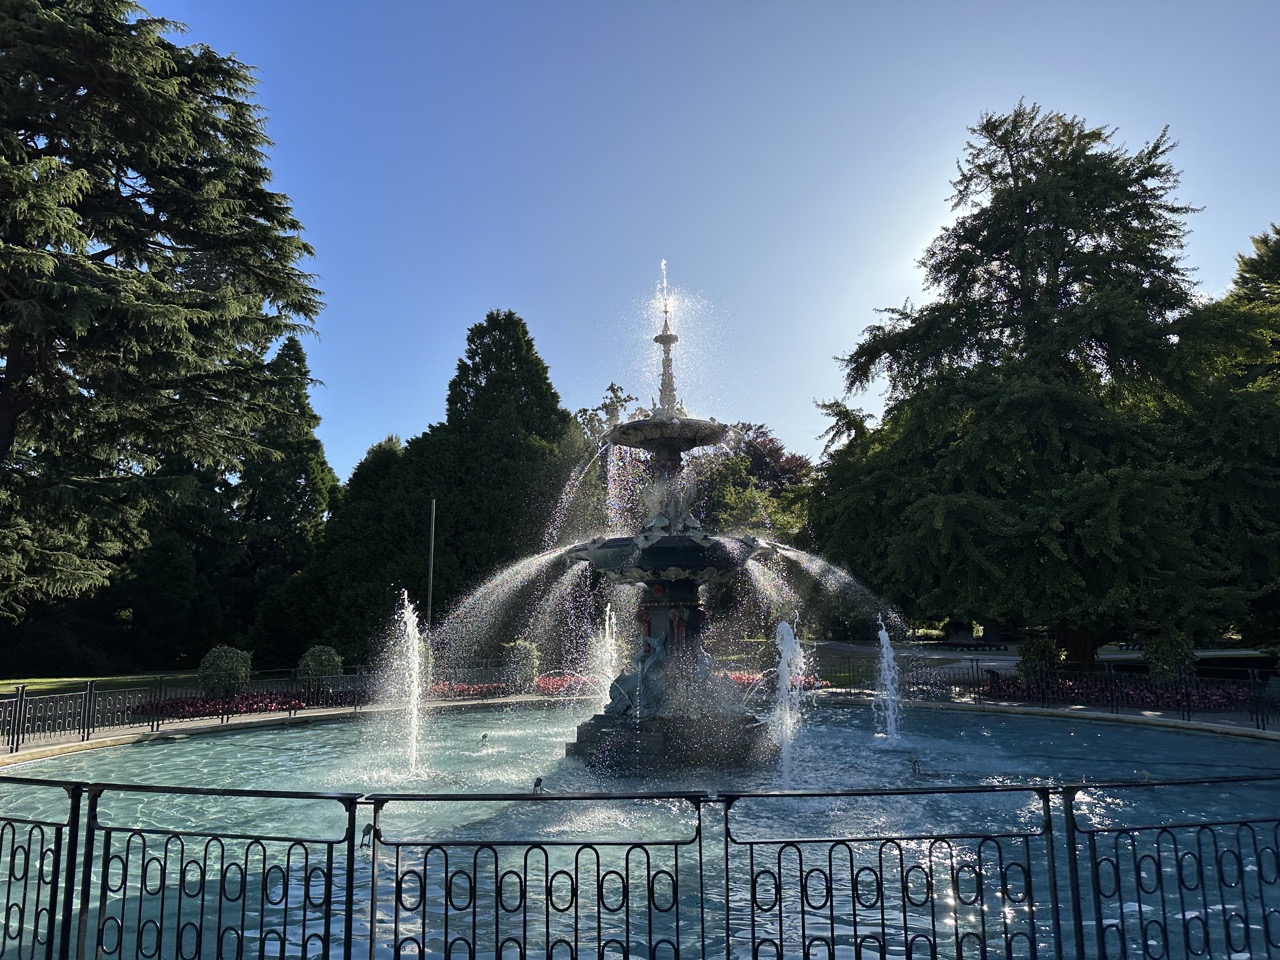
[966,673,1260,715]
[130,690,308,721]
[428,681,508,700]
[724,671,829,692]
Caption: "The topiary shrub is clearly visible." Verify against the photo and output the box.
[1144,631,1195,684]
[1016,635,1065,681]
[504,638,540,694]
[298,645,343,679]
[199,645,253,698]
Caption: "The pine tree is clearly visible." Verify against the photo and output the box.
[0,0,320,617]
[816,104,1219,664]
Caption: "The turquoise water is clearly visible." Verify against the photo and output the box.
[4,704,1277,960]
[4,703,1278,838]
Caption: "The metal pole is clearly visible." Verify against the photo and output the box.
[425,498,436,631]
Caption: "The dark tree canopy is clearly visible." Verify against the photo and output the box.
[446,310,571,442]
[0,0,320,616]
[255,311,582,665]
[814,104,1227,666]
[690,423,811,540]
[0,337,338,675]
[844,103,1195,398]
[1230,224,1280,307]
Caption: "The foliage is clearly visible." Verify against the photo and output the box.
[690,423,811,540]
[1230,223,1280,306]
[197,645,252,698]
[0,0,320,617]
[504,638,541,693]
[1016,635,1066,681]
[298,645,343,679]
[1166,228,1280,647]
[234,338,339,585]
[812,103,1232,667]
[1143,633,1195,683]
[255,311,581,665]
[574,383,637,445]
[0,335,337,672]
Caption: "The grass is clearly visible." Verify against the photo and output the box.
[0,672,196,697]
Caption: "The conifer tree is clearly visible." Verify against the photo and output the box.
[815,104,1216,664]
[0,0,320,617]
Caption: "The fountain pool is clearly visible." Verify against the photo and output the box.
[6,702,1280,834]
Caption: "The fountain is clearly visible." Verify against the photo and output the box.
[560,273,788,773]
[873,612,901,738]
[562,282,781,769]
[773,620,806,788]
[385,590,431,773]
[402,266,901,770]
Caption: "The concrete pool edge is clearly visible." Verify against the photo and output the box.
[818,691,1280,742]
[0,694,588,767]
[4,690,1277,769]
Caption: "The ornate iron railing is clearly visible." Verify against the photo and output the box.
[1,774,1277,958]
[4,661,1277,754]
[820,657,1280,731]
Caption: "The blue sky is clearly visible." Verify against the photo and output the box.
[149,1,1279,481]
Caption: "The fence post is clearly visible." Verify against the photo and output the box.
[1059,787,1087,960]
[11,684,28,753]
[342,798,358,960]
[57,783,86,960]
[81,680,96,742]
[1246,669,1264,731]
[150,678,164,733]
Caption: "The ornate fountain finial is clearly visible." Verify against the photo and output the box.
[655,303,679,416]
[603,262,727,469]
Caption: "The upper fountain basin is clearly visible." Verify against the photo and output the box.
[567,533,770,584]
[606,416,727,456]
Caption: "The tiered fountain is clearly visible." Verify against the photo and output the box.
[564,296,777,769]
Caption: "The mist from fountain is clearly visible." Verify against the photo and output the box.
[429,547,576,670]
[586,604,622,708]
[542,444,608,550]
[382,590,432,773]
[873,612,902,739]
[774,621,807,789]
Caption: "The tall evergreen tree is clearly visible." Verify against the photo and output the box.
[1168,226,1280,649]
[233,337,338,591]
[814,104,1219,665]
[255,311,581,665]
[0,0,320,617]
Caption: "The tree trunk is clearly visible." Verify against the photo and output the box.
[1056,621,1095,666]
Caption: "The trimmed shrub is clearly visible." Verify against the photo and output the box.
[504,638,540,693]
[299,645,343,679]
[199,645,252,698]
[1016,635,1065,681]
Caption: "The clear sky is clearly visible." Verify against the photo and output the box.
[148,1,1279,481]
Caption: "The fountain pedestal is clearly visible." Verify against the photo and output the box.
[563,297,778,769]
[566,713,774,770]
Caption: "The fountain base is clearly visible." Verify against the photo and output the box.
[566,713,777,770]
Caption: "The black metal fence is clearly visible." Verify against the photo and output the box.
[1,774,1276,958]
[821,658,1280,731]
[1,666,521,755]
[5,659,1278,755]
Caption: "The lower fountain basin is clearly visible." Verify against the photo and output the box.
[567,533,765,583]
[566,713,776,770]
